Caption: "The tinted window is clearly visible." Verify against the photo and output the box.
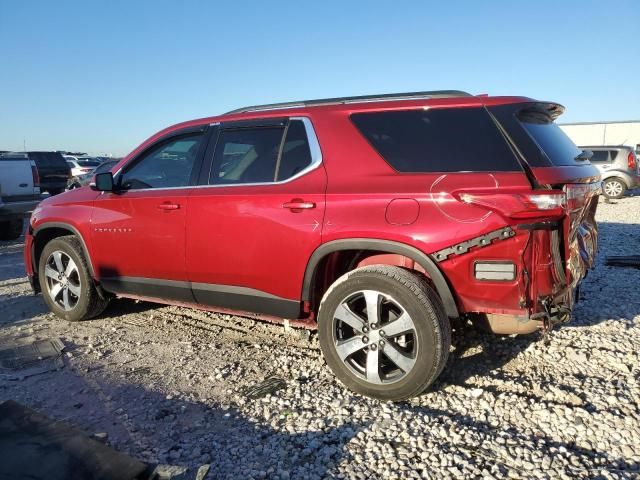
[27,152,67,168]
[589,150,609,162]
[276,120,312,181]
[517,111,582,166]
[609,150,619,161]
[210,127,284,184]
[78,159,101,167]
[120,133,203,190]
[351,108,520,172]
[94,161,117,174]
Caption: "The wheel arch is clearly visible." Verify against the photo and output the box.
[302,239,459,318]
[32,222,95,278]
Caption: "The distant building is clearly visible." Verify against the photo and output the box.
[560,121,640,152]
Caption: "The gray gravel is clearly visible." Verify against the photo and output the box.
[1,194,639,479]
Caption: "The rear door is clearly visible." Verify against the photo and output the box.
[90,127,208,301]
[185,117,326,318]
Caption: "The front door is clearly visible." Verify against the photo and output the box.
[91,129,207,302]
[186,117,326,318]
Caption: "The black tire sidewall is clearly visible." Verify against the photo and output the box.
[318,270,444,401]
[38,237,92,321]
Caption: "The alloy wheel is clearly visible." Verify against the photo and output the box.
[44,250,81,311]
[332,290,418,385]
[604,180,623,198]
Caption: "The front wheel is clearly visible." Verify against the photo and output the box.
[38,236,110,321]
[602,178,626,199]
[318,266,451,401]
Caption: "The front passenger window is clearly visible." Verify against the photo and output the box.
[120,133,203,190]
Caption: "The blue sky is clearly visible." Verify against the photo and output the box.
[1,0,639,156]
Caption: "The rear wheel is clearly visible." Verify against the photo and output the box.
[318,266,451,401]
[603,178,626,199]
[0,218,24,240]
[38,236,109,321]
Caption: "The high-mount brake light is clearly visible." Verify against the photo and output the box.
[457,191,566,219]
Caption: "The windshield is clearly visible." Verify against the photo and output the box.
[78,159,101,167]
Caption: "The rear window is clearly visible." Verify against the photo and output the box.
[517,111,582,166]
[351,108,521,172]
[78,159,101,167]
[27,152,67,168]
[589,150,609,162]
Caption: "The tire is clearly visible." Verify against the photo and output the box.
[38,235,110,321]
[0,218,23,240]
[602,178,626,199]
[318,265,451,401]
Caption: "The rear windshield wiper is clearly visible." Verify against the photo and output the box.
[575,150,593,161]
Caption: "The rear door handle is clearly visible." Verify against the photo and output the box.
[158,202,180,211]
[283,200,316,210]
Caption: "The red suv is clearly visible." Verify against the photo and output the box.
[25,91,600,400]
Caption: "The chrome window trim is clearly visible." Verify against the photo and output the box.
[112,116,322,193]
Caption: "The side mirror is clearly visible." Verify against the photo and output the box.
[92,172,114,192]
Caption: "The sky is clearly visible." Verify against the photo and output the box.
[1,0,639,157]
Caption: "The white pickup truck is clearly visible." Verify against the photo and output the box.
[0,152,42,240]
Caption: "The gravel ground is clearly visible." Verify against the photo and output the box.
[1,194,639,479]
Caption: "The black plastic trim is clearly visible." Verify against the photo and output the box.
[101,277,196,303]
[517,221,562,231]
[100,277,301,319]
[192,282,300,318]
[221,118,288,129]
[33,222,95,276]
[302,239,460,318]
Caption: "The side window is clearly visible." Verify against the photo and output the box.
[120,133,203,190]
[589,150,609,162]
[210,127,284,184]
[609,150,619,161]
[276,120,312,181]
[351,108,521,172]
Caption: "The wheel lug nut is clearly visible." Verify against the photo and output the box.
[370,344,377,351]
[370,323,377,329]
[379,330,385,337]
[362,327,369,333]
[379,340,385,347]
[362,336,369,343]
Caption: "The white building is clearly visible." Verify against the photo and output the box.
[560,121,640,151]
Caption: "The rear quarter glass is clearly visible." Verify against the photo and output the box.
[488,103,583,168]
[350,107,522,173]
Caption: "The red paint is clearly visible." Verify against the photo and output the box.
[25,93,600,325]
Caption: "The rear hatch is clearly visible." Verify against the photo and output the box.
[489,101,601,317]
[27,152,70,188]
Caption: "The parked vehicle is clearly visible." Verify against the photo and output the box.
[578,145,639,199]
[0,152,41,240]
[68,160,118,189]
[26,151,70,195]
[64,156,101,177]
[25,91,601,400]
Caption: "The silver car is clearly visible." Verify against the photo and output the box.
[580,145,640,198]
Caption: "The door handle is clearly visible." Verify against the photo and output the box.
[158,202,180,211]
[282,200,316,210]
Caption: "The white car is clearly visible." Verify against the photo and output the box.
[64,156,101,177]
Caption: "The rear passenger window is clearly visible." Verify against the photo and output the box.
[210,127,284,184]
[351,108,520,173]
[277,120,312,181]
[210,120,313,184]
[589,151,609,162]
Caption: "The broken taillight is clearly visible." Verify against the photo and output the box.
[457,191,565,219]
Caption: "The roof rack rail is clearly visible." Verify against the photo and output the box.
[225,90,473,115]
